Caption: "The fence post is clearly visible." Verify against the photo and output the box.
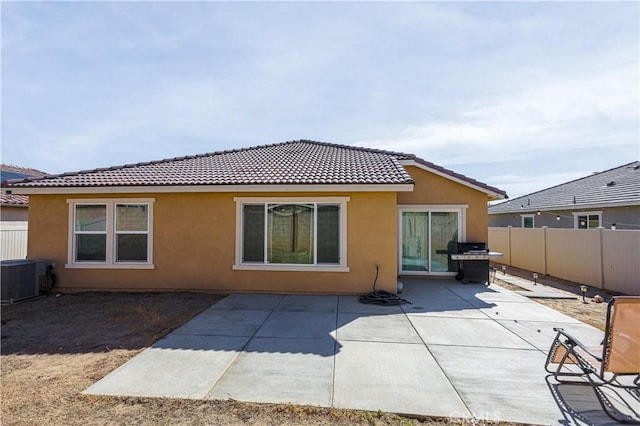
[507,226,512,267]
[598,227,605,290]
[542,226,548,275]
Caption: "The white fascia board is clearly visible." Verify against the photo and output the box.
[400,160,506,200]
[7,183,414,195]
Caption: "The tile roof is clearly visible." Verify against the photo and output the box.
[4,141,411,187]
[2,140,505,197]
[489,161,640,214]
[0,193,29,206]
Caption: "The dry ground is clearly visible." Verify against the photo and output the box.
[491,264,617,331]
[1,291,521,426]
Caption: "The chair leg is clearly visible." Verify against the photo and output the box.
[588,376,640,424]
[545,341,586,381]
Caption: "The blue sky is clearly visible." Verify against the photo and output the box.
[2,1,638,199]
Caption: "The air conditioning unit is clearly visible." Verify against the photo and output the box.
[1,259,52,303]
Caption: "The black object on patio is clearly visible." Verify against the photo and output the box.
[450,242,490,284]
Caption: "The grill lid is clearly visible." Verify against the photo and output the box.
[456,242,487,253]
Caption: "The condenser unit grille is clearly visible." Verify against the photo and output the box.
[1,259,50,303]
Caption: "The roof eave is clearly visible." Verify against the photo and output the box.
[0,202,28,207]
[399,160,507,200]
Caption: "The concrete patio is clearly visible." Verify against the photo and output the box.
[84,279,638,425]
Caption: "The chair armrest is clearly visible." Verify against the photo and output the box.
[552,327,603,363]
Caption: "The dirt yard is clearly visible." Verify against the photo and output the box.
[1,291,519,426]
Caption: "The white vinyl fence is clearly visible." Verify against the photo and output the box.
[1,222,28,261]
[489,226,640,295]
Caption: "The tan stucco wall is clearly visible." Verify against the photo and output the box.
[399,166,489,243]
[26,167,493,293]
[27,192,398,294]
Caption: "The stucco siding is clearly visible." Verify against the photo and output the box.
[490,206,640,230]
[27,192,398,294]
[399,166,489,243]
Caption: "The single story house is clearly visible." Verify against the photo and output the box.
[489,161,640,230]
[3,140,506,294]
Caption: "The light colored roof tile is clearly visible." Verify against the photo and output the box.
[0,193,29,206]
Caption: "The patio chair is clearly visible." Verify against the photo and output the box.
[545,296,640,423]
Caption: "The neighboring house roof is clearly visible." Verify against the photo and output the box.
[489,161,640,214]
[3,140,506,198]
[1,164,48,207]
[0,164,48,182]
[0,193,29,207]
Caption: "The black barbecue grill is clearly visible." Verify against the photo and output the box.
[450,242,503,284]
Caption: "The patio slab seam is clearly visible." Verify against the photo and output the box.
[202,295,287,398]
[401,299,475,420]
[460,293,586,356]
[330,296,339,407]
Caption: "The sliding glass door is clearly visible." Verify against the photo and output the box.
[401,212,429,271]
[400,208,462,275]
[430,212,459,272]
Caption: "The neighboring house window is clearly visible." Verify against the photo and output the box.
[234,197,348,272]
[67,199,154,269]
[522,214,535,228]
[573,211,602,229]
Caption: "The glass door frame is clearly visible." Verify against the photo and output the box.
[398,205,467,276]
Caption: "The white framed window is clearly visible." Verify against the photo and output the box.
[233,197,349,272]
[67,198,155,269]
[573,211,602,229]
[521,214,535,228]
